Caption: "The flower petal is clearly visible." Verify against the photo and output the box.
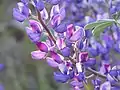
[25,27,41,43]
[66,24,74,39]
[55,23,67,33]
[50,4,60,18]
[13,8,26,22]
[46,57,59,67]
[29,20,42,32]
[70,26,84,42]
[60,7,66,20]
[76,63,82,73]
[70,81,83,88]
[54,72,69,83]
[84,58,96,67]
[100,81,111,90]
[77,72,85,81]
[50,51,63,63]
[61,47,70,57]
[36,42,48,53]
[51,14,61,28]
[56,38,66,50]
[36,1,44,11]
[40,8,48,20]
[47,0,60,5]
[31,50,46,60]
[79,52,88,63]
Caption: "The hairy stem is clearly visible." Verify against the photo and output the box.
[37,10,56,44]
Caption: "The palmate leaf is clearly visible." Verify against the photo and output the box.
[92,21,113,37]
[84,19,114,37]
[84,21,106,30]
[84,19,114,30]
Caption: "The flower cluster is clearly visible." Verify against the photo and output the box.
[13,0,120,90]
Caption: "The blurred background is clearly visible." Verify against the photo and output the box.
[0,0,71,90]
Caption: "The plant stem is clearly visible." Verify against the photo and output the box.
[86,67,107,78]
[37,10,56,44]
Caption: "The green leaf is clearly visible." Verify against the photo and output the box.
[92,21,113,37]
[84,19,114,30]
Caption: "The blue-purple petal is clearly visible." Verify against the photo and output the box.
[70,26,84,42]
[13,8,26,22]
[61,47,70,57]
[26,27,41,43]
[54,72,69,83]
[55,23,67,33]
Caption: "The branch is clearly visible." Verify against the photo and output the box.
[37,10,56,44]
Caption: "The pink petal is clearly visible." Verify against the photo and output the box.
[29,20,43,31]
[66,24,74,39]
[79,52,89,63]
[46,57,59,67]
[56,38,66,50]
[31,50,46,60]
[50,51,63,63]
[70,26,85,42]
[36,42,48,52]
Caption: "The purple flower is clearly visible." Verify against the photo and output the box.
[29,20,42,32]
[66,24,74,39]
[77,41,84,50]
[84,58,96,67]
[13,2,30,22]
[85,30,93,38]
[56,38,66,50]
[92,79,101,90]
[21,0,29,5]
[33,0,44,11]
[61,47,71,57]
[36,42,48,53]
[50,51,63,63]
[79,52,88,63]
[25,27,41,43]
[109,70,118,77]
[46,0,61,5]
[31,50,46,60]
[77,72,85,82]
[55,23,67,33]
[70,80,83,88]
[46,57,59,67]
[54,72,69,83]
[88,47,99,57]
[50,4,66,28]
[70,26,85,42]
[100,81,111,90]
